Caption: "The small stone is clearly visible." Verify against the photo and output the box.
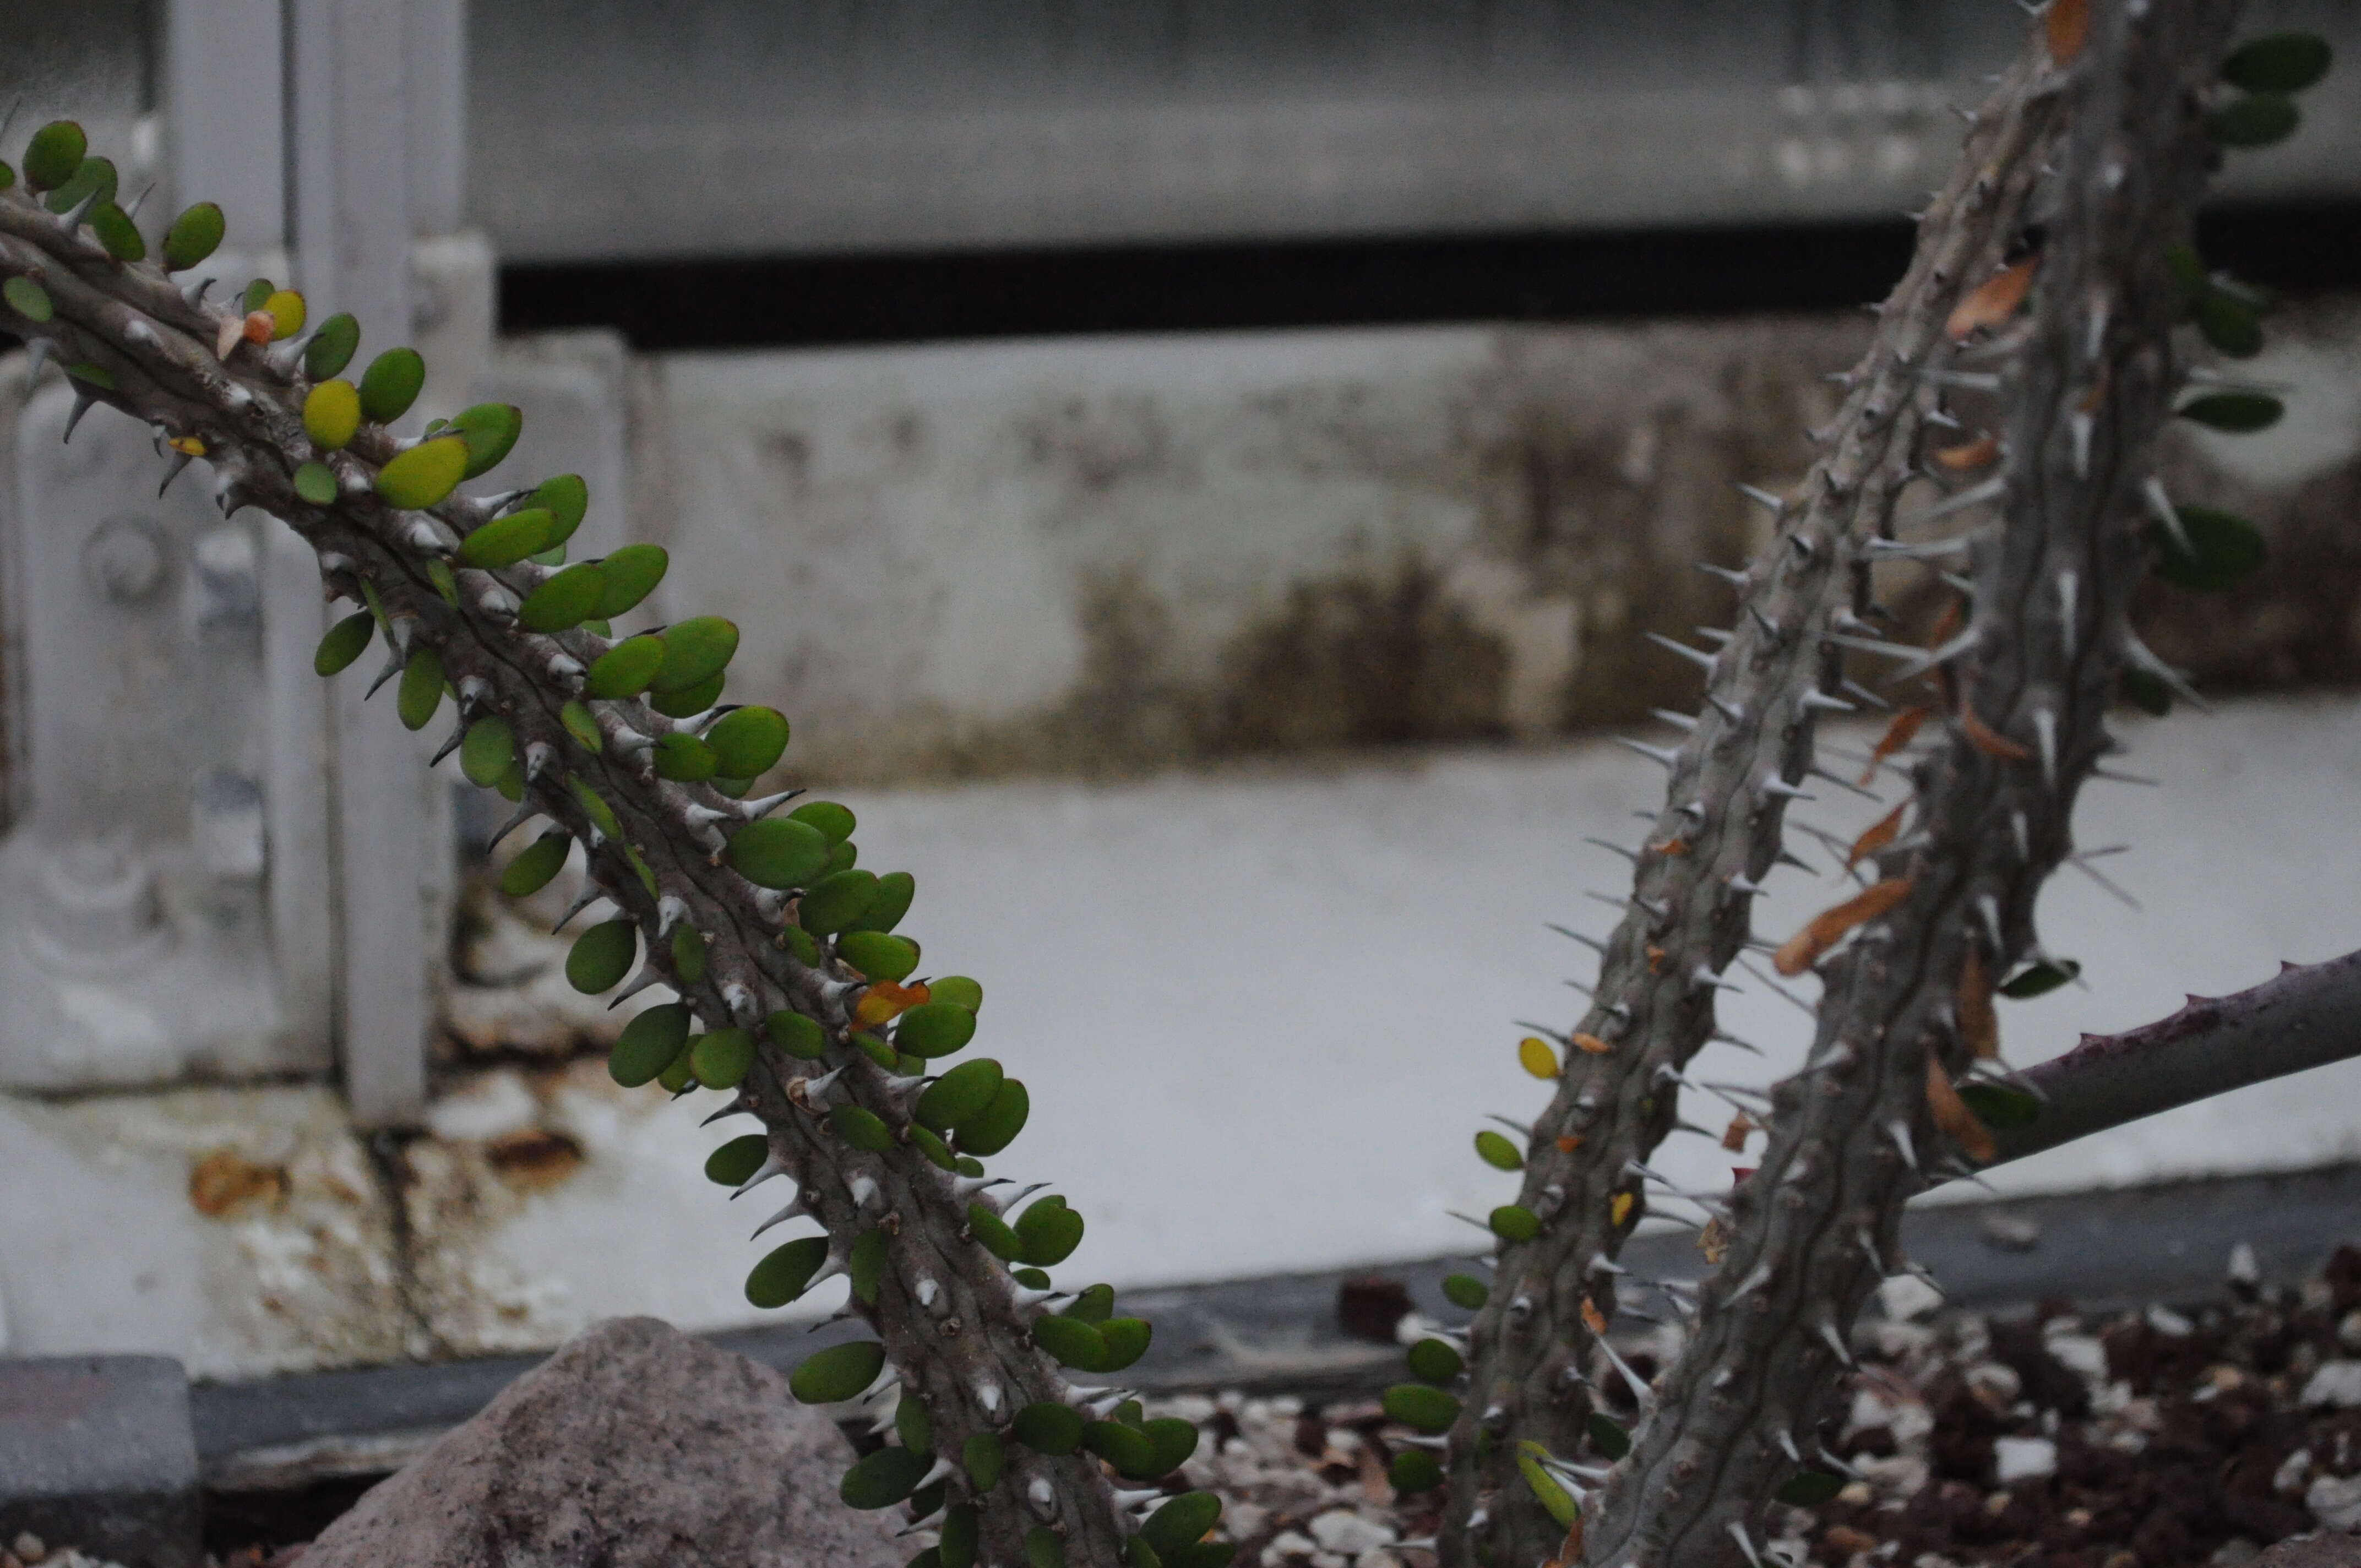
[1877,1274,1944,1323]
[2339,1310,2361,1354]
[1227,1504,1270,1543]
[1993,1436,2057,1483]
[2302,1362,2361,1409]
[2211,1540,2261,1568]
[1309,1511,1397,1555]
[12,1538,42,1565]
[2275,1449,2314,1496]
[1978,1212,2041,1253]
[2043,1332,2108,1381]
[1261,1530,1318,1566]
[2307,1472,2361,1531]
[2146,1304,2194,1337]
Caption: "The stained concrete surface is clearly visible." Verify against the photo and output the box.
[7,695,2359,1378]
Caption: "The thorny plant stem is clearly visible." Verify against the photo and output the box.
[1581,5,2246,1565]
[1445,28,2065,1568]
[0,199,1125,1565]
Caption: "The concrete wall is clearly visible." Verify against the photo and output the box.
[637,300,2361,785]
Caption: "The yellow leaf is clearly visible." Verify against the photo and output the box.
[1518,1036,1559,1080]
[262,288,306,340]
[1609,1190,1635,1228]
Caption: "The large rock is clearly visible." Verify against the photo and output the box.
[299,1318,902,1568]
[2253,1532,2361,1568]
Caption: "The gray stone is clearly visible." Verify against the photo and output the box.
[297,1317,902,1568]
[0,1355,199,1568]
[2253,1532,2361,1568]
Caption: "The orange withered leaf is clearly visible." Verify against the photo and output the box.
[1946,257,2037,342]
[1926,1053,1998,1163]
[851,979,931,1030]
[1698,1215,1730,1264]
[1573,1032,1614,1055]
[1960,949,1999,1060]
[1610,1190,1636,1227]
[1962,707,2032,761]
[1544,1515,1586,1568]
[2047,0,2088,65]
[1721,1112,1755,1153]
[1933,432,2001,471]
[241,309,275,346]
[1862,705,1929,783]
[1775,878,1914,976]
[1848,802,1907,872]
[1556,1134,1585,1154]
[1580,1297,1609,1335]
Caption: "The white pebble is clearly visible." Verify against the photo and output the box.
[2145,1305,2193,1337]
[1262,1530,1318,1566]
[2042,1333,2108,1381]
[2309,1472,2361,1530]
[11,1538,42,1565]
[1310,1510,1399,1555]
[2273,1447,2311,1496]
[1877,1273,1944,1323]
[2302,1361,2361,1408]
[1993,1436,2057,1483]
[2340,1311,2361,1354]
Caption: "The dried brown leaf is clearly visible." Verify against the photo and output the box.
[1927,1052,1998,1163]
[1721,1112,1755,1153]
[1962,707,2032,761]
[1862,705,1929,783]
[1946,256,2037,341]
[1933,432,2001,471]
[2047,0,2088,66]
[1960,948,1999,1060]
[1848,801,1907,872]
[1774,878,1914,976]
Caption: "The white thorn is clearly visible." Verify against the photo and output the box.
[2032,708,2058,789]
[2056,570,2079,659]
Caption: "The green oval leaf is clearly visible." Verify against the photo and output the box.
[896,1003,975,1058]
[845,870,915,934]
[968,1202,1024,1261]
[929,975,982,1014]
[314,611,374,676]
[593,543,668,618]
[1998,957,2081,999]
[1063,1283,1114,1324]
[801,869,880,936]
[396,646,445,731]
[691,1028,754,1090]
[1083,1420,1159,1479]
[1140,1419,1200,1479]
[704,1133,770,1186]
[559,699,602,752]
[2195,290,2264,358]
[2223,32,2332,94]
[376,436,469,510]
[457,507,553,569]
[728,817,832,890]
[652,732,719,782]
[746,1235,831,1309]
[1957,1081,2042,1131]
[1587,1411,1631,1458]
[586,635,666,699]
[651,616,739,694]
[1442,1273,1489,1311]
[44,154,115,216]
[964,1431,1004,1491]
[527,473,589,545]
[1406,1336,1464,1384]
[162,201,225,271]
[2178,391,2283,432]
[611,1002,691,1087]
[1516,1442,1582,1529]
[1489,1204,1540,1243]
[90,203,144,262]
[1016,1196,1084,1267]
[839,931,918,983]
[459,717,515,788]
[956,1078,1029,1156]
[792,1340,886,1404]
[1097,1317,1151,1371]
[305,312,360,379]
[4,276,52,323]
[839,1445,929,1510]
[830,1103,893,1152]
[358,347,426,424]
[1032,1313,1107,1370]
[1382,1383,1460,1434]
[657,1038,700,1092]
[649,670,724,717]
[2150,504,2266,591]
[1142,1494,1221,1560]
[1774,1469,1847,1506]
[789,799,856,843]
[450,402,522,479]
[916,1059,1003,1132]
[2208,90,2300,148]
[293,461,339,505]
[519,562,609,633]
[708,706,790,778]
[1012,1401,1085,1455]
[566,918,638,994]
[1475,1129,1525,1170]
[24,122,86,192]
[940,1505,978,1568]
[499,831,570,898]
[767,1010,829,1059]
[1390,1449,1444,1493]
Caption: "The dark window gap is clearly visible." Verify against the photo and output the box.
[497,203,2361,352]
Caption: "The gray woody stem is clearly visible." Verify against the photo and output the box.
[0,202,1122,1564]
[1445,28,2063,1568]
[1987,948,2361,1169]
[1582,4,2244,1565]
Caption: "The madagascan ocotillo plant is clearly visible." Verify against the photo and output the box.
[3,2,2357,1565]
